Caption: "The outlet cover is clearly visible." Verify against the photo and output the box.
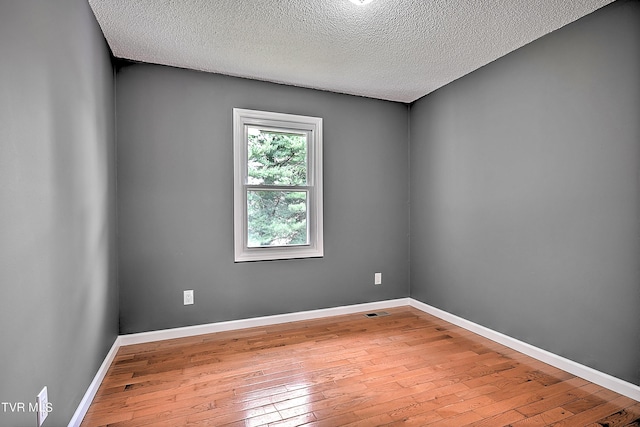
[374,272,382,285]
[184,290,194,305]
[36,386,48,426]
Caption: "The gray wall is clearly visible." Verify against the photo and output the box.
[0,1,118,426]
[410,0,640,385]
[116,65,410,334]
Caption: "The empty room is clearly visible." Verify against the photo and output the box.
[1,0,639,426]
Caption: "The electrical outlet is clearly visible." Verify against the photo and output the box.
[374,272,382,285]
[184,290,194,305]
[36,386,48,426]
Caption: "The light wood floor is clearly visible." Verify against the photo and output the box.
[81,307,640,426]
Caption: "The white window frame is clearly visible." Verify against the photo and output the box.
[233,108,323,262]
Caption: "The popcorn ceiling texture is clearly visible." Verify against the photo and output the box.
[88,0,614,103]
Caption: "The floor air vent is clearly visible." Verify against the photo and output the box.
[364,311,390,318]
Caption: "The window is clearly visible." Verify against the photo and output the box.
[233,108,323,262]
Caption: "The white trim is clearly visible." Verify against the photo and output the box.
[119,299,409,346]
[68,337,122,427]
[409,298,640,402]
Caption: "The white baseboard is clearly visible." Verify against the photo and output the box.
[119,298,410,346]
[409,298,640,402]
[71,296,639,425]
[68,337,122,427]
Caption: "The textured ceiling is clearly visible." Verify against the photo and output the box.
[88,0,614,103]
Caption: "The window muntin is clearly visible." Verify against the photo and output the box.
[233,109,323,262]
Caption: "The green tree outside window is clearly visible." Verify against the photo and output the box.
[247,129,309,247]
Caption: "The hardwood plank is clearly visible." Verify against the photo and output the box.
[591,406,640,426]
[80,307,638,427]
[466,409,526,426]
[511,406,574,426]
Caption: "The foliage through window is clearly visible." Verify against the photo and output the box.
[233,109,323,262]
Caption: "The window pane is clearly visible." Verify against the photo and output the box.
[247,127,307,186]
[247,190,308,247]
